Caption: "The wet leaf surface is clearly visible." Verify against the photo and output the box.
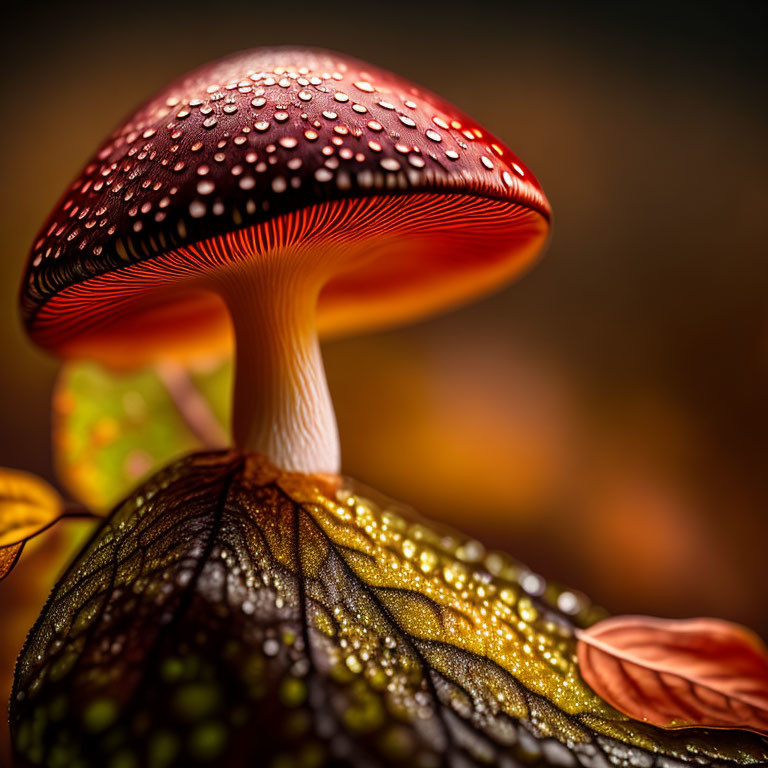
[577,616,768,735]
[53,359,231,511]
[12,452,768,767]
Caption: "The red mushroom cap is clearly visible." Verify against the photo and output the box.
[21,47,551,364]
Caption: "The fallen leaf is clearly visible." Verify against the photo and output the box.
[0,467,88,580]
[577,615,768,735]
[12,452,768,766]
[53,358,231,510]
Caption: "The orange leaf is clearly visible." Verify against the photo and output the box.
[0,543,24,579]
[577,615,768,735]
[0,467,94,581]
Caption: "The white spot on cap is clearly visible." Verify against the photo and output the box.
[189,200,206,218]
[357,170,374,188]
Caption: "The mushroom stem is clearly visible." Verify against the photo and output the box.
[219,261,339,476]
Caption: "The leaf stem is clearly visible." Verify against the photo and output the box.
[156,361,229,449]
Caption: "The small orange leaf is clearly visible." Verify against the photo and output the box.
[0,543,24,579]
[577,615,768,735]
[0,467,93,581]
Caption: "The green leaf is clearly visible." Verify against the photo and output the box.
[53,359,232,510]
[12,452,767,767]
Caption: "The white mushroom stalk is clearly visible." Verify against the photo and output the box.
[217,253,340,476]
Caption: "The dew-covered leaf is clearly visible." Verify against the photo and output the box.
[12,452,768,767]
[577,615,768,735]
[53,358,231,510]
[0,467,84,580]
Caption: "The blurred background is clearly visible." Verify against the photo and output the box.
[1,0,766,659]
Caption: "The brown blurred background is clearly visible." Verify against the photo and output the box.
[1,0,766,640]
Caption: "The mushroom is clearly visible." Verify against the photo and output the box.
[21,47,551,476]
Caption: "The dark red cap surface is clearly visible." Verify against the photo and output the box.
[21,47,551,360]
